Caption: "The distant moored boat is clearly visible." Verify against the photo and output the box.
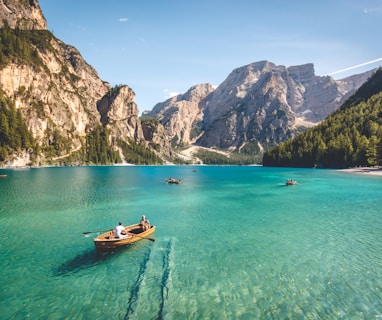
[166,178,182,184]
[286,179,297,185]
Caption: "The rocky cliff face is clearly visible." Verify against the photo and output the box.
[0,0,171,166]
[143,84,215,146]
[146,60,373,153]
[0,0,46,29]
[0,38,109,140]
[97,85,144,142]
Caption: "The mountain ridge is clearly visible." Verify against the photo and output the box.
[144,61,374,158]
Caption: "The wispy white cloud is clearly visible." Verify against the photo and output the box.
[119,17,128,22]
[163,89,179,99]
[363,5,382,15]
[328,57,382,76]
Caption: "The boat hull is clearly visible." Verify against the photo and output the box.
[93,224,155,252]
[166,178,182,184]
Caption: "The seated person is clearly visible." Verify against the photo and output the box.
[114,221,127,238]
[139,215,150,231]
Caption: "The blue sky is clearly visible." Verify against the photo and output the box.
[38,0,382,113]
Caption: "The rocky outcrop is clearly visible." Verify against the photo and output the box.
[287,65,372,122]
[0,0,46,29]
[143,83,215,146]
[141,118,173,159]
[199,62,297,150]
[97,86,144,142]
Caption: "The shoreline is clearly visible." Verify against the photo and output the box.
[337,167,382,176]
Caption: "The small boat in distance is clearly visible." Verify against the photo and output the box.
[0,174,7,178]
[93,222,156,252]
[166,178,182,184]
[286,179,297,185]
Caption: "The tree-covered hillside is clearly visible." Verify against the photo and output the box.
[0,89,35,162]
[263,68,382,168]
[0,24,52,70]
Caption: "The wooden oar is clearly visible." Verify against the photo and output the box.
[82,229,113,235]
[127,232,156,242]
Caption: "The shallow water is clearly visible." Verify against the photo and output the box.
[0,166,381,319]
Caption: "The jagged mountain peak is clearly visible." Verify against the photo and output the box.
[148,60,374,153]
[225,61,314,87]
[177,83,215,103]
[202,62,316,125]
[287,63,315,83]
[221,61,276,92]
[145,83,215,116]
[142,83,215,146]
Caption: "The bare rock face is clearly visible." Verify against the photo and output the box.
[143,83,215,146]
[141,119,173,158]
[287,66,371,122]
[0,36,110,151]
[0,0,46,29]
[200,62,297,149]
[97,86,144,142]
[0,0,113,166]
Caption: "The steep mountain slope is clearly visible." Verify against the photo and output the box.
[0,0,171,166]
[263,68,382,168]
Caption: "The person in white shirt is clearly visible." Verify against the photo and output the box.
[114,221,127,238]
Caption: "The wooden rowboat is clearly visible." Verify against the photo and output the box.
[93,223,156,252]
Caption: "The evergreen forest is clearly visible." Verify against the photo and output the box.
[0,24,53,70]
[0,89,35,162]
[85,127,163,165]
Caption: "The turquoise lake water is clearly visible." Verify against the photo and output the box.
[0,166,381,319]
